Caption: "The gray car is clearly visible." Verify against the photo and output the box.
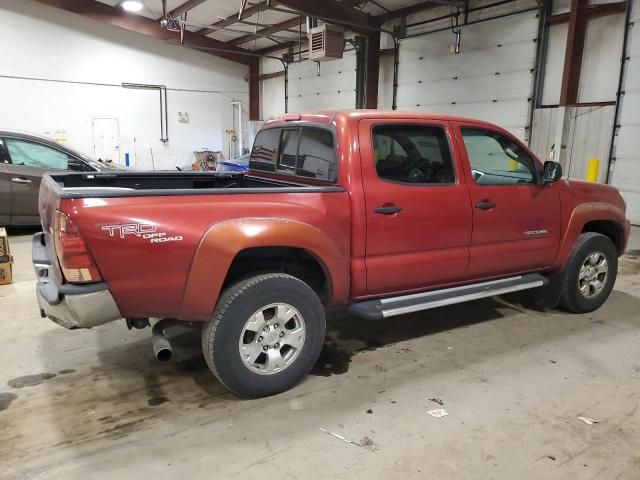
[0,130,117,226]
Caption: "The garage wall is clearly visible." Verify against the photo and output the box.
[610,1,640,223]
[530,9,626,193]
[531,106,616,182]
[261,57,286,120]
[378,0,539,142]
[260,50,357,119]
[0,0,249,170]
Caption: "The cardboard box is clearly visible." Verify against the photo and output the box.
[0,228,13,285]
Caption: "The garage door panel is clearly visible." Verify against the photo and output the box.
[397,99,530,131]
[610,0,640,223]
[398,71,533,105]
[399,43,535,81]
[403,16,536,55]
[287,51,356,112]
[397,11,537,141]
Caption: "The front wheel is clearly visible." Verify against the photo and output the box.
[559,232,618,313]
[202,273,326,398]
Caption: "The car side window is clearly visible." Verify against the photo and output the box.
[372,125,455,184]
[297,128,336,181]
[461,128,537,185]
[5,138,70,170]
[250,128,280,172]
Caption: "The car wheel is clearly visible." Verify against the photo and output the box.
[202,273,326,398]
[559,232,618,313]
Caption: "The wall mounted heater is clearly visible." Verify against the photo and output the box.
[308,24,345,61]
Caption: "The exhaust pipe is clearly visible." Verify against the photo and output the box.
[152,320,174,361]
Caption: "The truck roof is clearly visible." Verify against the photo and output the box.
[263,109,497,128]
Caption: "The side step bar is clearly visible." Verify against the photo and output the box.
[349,274,547,321]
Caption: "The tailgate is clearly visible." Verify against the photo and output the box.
[38,175,61,271]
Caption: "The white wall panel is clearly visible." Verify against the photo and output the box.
[395,11,538,141]
[0,0,248,170]
[530,107,559,160]
[610,1,640,223]
[260,57,286,119]
[287,51,357,113]
[532,106,615,182]
[541,23,568,105]
[579,13,626,103]
[565,105,616,182]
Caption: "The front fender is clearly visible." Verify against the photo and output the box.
[179,218,349,321]
[553,202,627,269]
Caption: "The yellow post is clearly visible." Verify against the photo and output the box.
[508,158,518,171]
[586,158,599,182]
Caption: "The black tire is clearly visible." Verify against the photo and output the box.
[202,273,326,398]
[559,232,618,313]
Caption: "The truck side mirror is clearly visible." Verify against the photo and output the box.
[543,161,562,183]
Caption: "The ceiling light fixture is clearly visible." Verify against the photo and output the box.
[122,0,143,12]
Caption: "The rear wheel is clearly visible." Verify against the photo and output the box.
[559,232,618,313]
[202,273,326,398]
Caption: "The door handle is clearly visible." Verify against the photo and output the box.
[12,177,32,184]
[474,200,496,210]
[374,205,403,215]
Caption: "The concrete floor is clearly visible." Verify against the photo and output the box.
[1,230,640,480]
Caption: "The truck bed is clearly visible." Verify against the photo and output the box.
[47,171,341,198]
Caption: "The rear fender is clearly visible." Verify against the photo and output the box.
[553,202,627,269]
[179,218,349,320]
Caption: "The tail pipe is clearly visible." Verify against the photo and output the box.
[151,319,199,362]
[152,319,178,361]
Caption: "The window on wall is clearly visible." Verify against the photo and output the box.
[372,125,455,184]
[5,138,70,170]
[461,128,538,185]
[249,127,336,182]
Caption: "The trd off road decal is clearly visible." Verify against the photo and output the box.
[101,223,184,244]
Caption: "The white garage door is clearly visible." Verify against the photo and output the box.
[287,50,357,112]
[610,1,640,224]
[396,11,538,142]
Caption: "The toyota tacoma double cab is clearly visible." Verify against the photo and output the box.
[33,110,630,398]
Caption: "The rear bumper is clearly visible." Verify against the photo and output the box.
[33,233,122,329]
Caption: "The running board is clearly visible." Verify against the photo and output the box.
[349,274,548,321]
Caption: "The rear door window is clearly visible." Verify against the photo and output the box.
[372,125,455,184]
[297,128,336,181]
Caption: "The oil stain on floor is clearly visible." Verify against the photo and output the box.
[7,373,57,389]
[0,392,18,411]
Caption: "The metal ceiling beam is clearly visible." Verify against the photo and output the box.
[197,1,277,36]
[199,0,368,42]
[169,0,208,18]
[559,0,588,105]
[228,16,303,46]
[377,0,460,22]
[547,0,626,24]
[32,0,251,65]
[256,40,300,55]
[253,0,454,55]
[274,0,379,34]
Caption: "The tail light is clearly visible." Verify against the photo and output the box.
[53,210,102,283]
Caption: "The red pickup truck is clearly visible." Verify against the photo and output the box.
[33,110,630,398]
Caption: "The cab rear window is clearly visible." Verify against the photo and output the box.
[250,127,336,182]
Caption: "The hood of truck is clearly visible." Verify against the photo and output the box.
[558,178,627,214]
